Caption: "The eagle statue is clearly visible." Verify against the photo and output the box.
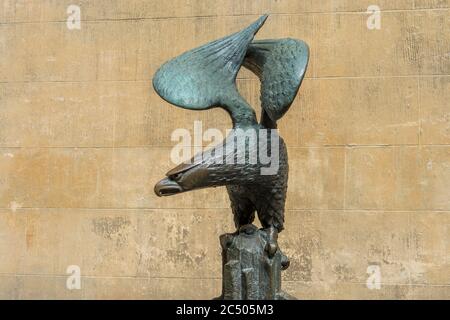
[153,14,309,275]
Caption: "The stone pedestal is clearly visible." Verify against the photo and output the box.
[216,224,295,300]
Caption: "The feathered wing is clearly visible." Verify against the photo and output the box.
[243,39,309,124]
[153,15,268,126]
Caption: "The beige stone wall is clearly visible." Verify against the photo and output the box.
[0,0,449,299]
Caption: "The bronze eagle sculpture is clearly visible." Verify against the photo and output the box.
[153,15,309,259]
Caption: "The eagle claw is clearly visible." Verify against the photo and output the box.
[265,242,278,257]
[264,226,279,257]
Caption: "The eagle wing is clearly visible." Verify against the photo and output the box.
[243,39,309,122]
[152,15,268,126]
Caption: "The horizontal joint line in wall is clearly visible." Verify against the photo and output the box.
[0,145,449,149]
[0,7,449,26]
[0,273,222,281]
[0,75,449,85]
[0,273,448,287]
[0,208,448,213]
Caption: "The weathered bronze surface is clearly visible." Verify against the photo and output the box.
[153,14,309,299]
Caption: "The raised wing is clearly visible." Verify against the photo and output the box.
[153,15,268,126]
[243,39,309,122]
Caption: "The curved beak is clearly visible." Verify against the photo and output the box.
[154,177,183,197]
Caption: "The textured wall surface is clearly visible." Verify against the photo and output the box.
[0,0,449,299]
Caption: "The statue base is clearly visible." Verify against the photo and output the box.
[215,224,296,300]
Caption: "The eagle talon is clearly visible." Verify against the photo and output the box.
[265,242,278,257]
[281,255,290,270]
[264,226,279,257]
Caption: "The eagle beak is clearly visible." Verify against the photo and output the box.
[154,177,183,197]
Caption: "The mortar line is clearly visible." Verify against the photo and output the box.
[0,7,449,26]
[0,273,448,287]
[1,144,449,149]
[0,207,448,213]
[0,74,449,85]
[0,273,222,280]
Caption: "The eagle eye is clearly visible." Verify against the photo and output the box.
[170,173,182,181]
